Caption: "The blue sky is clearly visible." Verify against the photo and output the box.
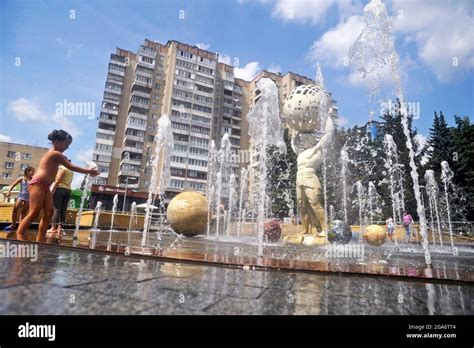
[1,0,473,173]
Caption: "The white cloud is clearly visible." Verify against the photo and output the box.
[309,15,365,68]
[52,113,80,138]
[75,147,94,165]
[392,0,474,82]
[0,134,12,142]
[271,0,361,24]
[7,97,80,137]
[267,64,281,74]
[195,43,211,50]
[7,98,48,122]
[234,61,261,81]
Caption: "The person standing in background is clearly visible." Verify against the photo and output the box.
[48,162,74,241]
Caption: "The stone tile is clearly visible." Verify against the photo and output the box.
[204,296,294,315]
[72,279,227,311]
[0,283,154,315]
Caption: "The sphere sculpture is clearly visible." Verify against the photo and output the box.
[327,220,352,244]
[363,225,386,246]
[282,84,331,133]
[264,220,282,243]
[166,191,208,236]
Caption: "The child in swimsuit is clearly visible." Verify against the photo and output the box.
[4,166,35,231]
[15,130,100,242]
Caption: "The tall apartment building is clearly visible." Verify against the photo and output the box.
[0,142,48,188]
[92,39,245,196]
[91,39,339,201]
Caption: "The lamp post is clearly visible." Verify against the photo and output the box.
[122,177,129,213]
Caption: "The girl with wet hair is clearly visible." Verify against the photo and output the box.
[16,130,99,242]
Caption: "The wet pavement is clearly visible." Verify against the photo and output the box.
[0,240,472,315]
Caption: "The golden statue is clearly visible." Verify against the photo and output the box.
[284,118,334,245]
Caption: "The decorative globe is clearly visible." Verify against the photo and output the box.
[327,220,352,244]
[166,191,208,236]
[264,220,282,243]
[363,225,386,246]
[282,84,331,133]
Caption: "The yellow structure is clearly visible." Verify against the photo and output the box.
[363,225,387,246]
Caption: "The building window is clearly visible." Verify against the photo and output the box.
[7,151,16,158]
[2,172,12,179]
[4,162,14,169]
[20,163,29,171]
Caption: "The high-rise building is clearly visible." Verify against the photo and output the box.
[91,39,339,200]
[0,142,48,188]
[92,39,245,197]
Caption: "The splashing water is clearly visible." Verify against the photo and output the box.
[127,201,137,245]
[340,147,349,223]
[246,77,285,257]
[72,174,93,247]
[425,170,443,247]
[349,0,431,265]
[142,114,174,247]
[238,167,248,237]
[441,161,455,249]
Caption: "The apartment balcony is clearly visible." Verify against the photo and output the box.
[130,100,149,109]
[120,157,142,167]
[139,46,156,59]
[137,59,155,70]
[128,111,148,121]
[105,86,122,95]
[118,169,141,178]
[101,106,119,115]
[98,117,117,126]
[125,121,146,132]
[124,133,145,143]
[131,89,151,99]
[133,79,153,89]
[108,66,125,77]
[123,146,143,154]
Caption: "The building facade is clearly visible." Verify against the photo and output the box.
[0,142,48,188]
[91,39,339,200]
[91,39,246,197]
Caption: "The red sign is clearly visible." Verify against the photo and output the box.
[91,184,148,199]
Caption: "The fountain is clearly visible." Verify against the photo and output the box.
[441,161,455,249]
[72,174,93,247]
[141,113,174,247]
[127,201,137,245]
[349,0,431,265]
[246,77,285,256]
[425,170,443,247]
[107,193,119,251]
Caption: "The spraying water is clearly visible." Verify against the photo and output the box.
[425,170,443,246]
[340,147,349,223]
[227,173,237,236]
[72,165,95,247]
[92,201,102,230]
[127,201,137,245]
[246,77,285,257]
[206,141,217,236]
[349,0,431,265]
[141,114,174,247]
[441,161,455,249]
[237,167,248,237]
[384,134,399,246]
[107,193,119,251]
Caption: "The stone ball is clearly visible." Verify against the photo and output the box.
[166,191,208,236]
[327,220,352,244]
[363,225,386,246]
[283,84,331,133]
[264,220,282,243]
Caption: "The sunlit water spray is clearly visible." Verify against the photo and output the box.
[349,0,431,265]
